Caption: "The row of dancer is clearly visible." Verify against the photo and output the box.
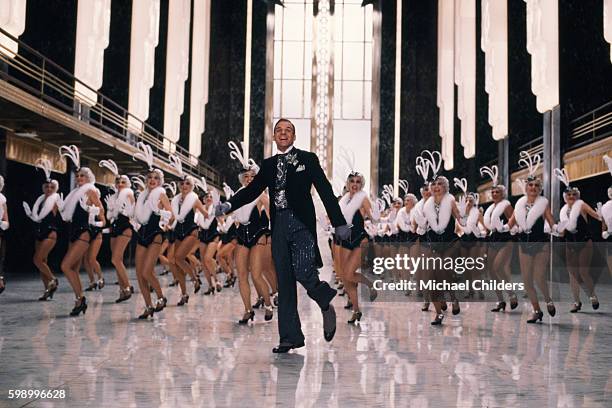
[326,150,611,326]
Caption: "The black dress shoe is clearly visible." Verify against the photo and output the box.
[322,304,336,342]
[272,342,305,353]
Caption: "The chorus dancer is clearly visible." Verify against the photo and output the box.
[506,151,559,323]
[479,165,518,312]
[216,119,350,353]
[394,184,418,296]
[217,183,237,288]
[167,155,208,305]
[58,145,105,316]
[453,178,485,300]
[0,175,5,295]
[132,143,173,318]
[226,141,274,323]
[413,155,433,310]
[416,151,463,325]
[160,182,180,287]
[599,155,612,275]
[82,181,105,293]
[336,169,380,324]
[99,159,135,303]
[22,159,62,300]
[553,168,601,312]
[196,182,222,294]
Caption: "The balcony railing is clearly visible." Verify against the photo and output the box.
[0,26,221,186]
[570,100,612,150]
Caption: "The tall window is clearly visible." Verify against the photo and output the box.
[273,0,313,151]
[333,0,373,191]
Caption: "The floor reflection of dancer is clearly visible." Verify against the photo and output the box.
[413,156,432,309]
[169,155,206,304]
[226,141,274,323]
[507,151,558,323]
[599,155,612,277]
[197,188,222,294]
[133,143,174,319]
[553,168,600,313]
[336,169,379,324]
[23,159,61,301]
[419,151,462,325]
[479,165,517,312]
[58,145,105,316]
[100,159,135,303]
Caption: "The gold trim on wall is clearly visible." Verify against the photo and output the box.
[562,136,612,182]
[6,133,66,174]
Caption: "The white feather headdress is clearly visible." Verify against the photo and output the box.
[163,181,177,197]
[131,175,146,191]
[35,158,54,182]
[133,142,155,171]
[228,141,259,174]
[479,165,499,187]
[59,145,81,169]
[222,182,234,199]
[421,150,442,180]
[416,156,431,185]
[398,179,409,196]
[99,159,119,177]
[453,177,468,195]
[518,150,541,180]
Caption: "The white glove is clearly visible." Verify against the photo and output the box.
[416,226,426,235]
[0,221,8,230]
[550,223,562,237]
[88,205,101,216]
[459,216,468,228]
[56,193,64,212]
[510,226,519,235]
[414,212,426,228]
[499,224,510,233]
[596,202,603,219]
[22,202,33,220]
[557,220,568,233]
[158,209,172,229]
[457,197,467,218]
[603,231,610,240]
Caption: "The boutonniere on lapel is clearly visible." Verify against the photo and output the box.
[286,152,299,167]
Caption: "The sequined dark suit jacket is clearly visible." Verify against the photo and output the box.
[228,148,346,267]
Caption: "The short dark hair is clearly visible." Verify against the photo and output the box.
[274,118,295,133]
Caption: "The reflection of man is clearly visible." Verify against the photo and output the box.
[216,118,350,353]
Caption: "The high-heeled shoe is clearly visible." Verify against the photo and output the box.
[570,302,582,313]
[238,310,255,324]
[252,297,264,309]
[509,294,518,310]
[70,296,88,316]
[546,301,556,317]
[431,313,444,325]
[194,278,202,294]
[526,310,544,323]
[347,311,362,324]
[337,282,344,290]
[154,296,167,312]
[203,287,215,295]
[115,288,132,303]
[216,283,222,292]
[369,287,378,302]
[48,278,59,298]
[169,280,179,287]
[39,289,52,301]
[177,294,189,306]
[421,302,430,312]
[452,300,460,315]
[491,301,506,312]
[343,301,353,310]
[85,282,98,292]
[264,305,273,321]
[138,306,155,319]
[590,296,599,310]
[223,277,232,288]
[97,278,105,289]
[160,269,170,276]
[441,302,448,311]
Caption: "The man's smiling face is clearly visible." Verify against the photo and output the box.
[273,119,296,152]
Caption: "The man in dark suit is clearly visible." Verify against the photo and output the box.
[215,118,350,353]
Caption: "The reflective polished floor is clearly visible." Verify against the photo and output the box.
[1,262,611,407]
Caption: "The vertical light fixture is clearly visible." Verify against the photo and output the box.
[127,0,160,133]
[312,0,333,176]
[437,0,454,170]
[604,0,612,62]
[392,0,402,196]
[243,0,253,158]
[524,0,559,113]
[163,0,191,147]
[481,0,508,140]
[454,0,475,159]
[74,0,111,106]
[0,0,27,58]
